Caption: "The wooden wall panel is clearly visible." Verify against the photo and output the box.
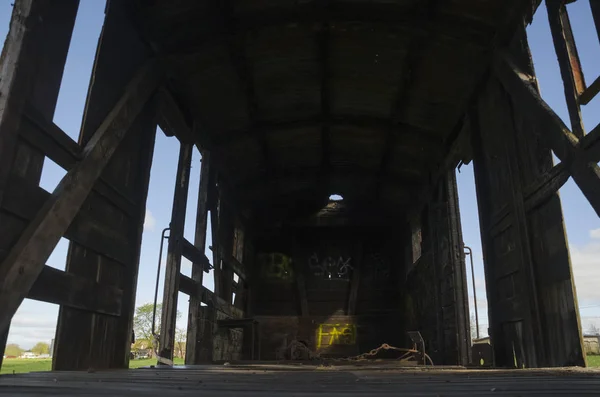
[405,171,470,366]
[53,0,156,370]
[472,30,585,366]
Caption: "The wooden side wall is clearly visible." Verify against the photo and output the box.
[405,171,470,366]
[471,32,585,367]
[0,0,79,366]
[53,1,156,370]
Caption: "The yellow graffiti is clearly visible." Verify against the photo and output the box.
[316,324,356,348]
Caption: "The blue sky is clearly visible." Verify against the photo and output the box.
[1,0,599,349]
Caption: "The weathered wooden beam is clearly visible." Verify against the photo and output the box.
[494,51,600,217]
[581,122,600,162]
[218,209,235,304]
[469,105,504,366]
[217,0,271,179]
[21,103,82,169]
[222,255,246,282]
[590,0,600,45]
[347,242,363,316]
[235,167,422,196]
[2,175,133,266]
[28,265,122,316]
[181,238,211,273]
[318,2,332,195]
[179,273,202,297]
[413,117,470,214]
[210,114,442,147]
[523,162,570,212]
[502,86,545,367]
[0,60,161,334]
[159,142,193,363]
[489,162,571,239]
[377,0,439,200]
[143,2,494,52]
[157,87,194,143]
[0,0,38,207]
[179,273,243,318]
[18,108,137,217]
[290,240,309,317]
[580,75,600,106]
[547,0,585,137]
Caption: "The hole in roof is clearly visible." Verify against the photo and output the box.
[329,194,344,201]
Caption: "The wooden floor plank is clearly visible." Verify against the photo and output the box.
[1,364,599,396]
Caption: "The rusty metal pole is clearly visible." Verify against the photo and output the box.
[464,245,480,340]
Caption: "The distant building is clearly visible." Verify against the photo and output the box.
[583,335,600,355]
[20,352,38,359]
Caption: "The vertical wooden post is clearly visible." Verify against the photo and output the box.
[292,237,310,317]
[591,0,600,44]
[216,199,234,303]
[445,171,472,366]
[347,241,363,316]
[469,106,504,367]
[158,142,193,363]
[186,150,211,365]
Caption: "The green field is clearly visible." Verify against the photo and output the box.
[1,356,598,375]
[587,355,600,368]
[1,357,184,375]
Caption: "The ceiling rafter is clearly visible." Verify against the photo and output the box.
[232,166,424,200]
[318,0,332,197]
[209,114,444,148]
[139,2,496,53]
[217,0,272,179]
[376,0,441,201]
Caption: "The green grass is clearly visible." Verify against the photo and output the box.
[587,355,600,368]
[1,357,185,375]
[0,359,52,374]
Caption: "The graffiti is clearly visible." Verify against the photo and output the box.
[309,252,353,280]
[259,253,294,281]
[316,324,357,348]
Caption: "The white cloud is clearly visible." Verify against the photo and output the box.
[7,300,58,350]
[589,228,600,239]
[144,210,156,232]
[570,236,600,306]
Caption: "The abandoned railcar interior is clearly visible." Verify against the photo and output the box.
[1,0,600,394]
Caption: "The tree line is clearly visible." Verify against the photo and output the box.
[132,303,186,359]
[4,342,50,357]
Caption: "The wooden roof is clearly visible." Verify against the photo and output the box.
[131,0,537,220]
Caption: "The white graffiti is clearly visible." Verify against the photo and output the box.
[309,252,353,280]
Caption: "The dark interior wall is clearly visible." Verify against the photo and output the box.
[251,215,410,359]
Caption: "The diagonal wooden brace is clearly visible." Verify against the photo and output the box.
[494,51,600,217]
[0,60,163,334]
